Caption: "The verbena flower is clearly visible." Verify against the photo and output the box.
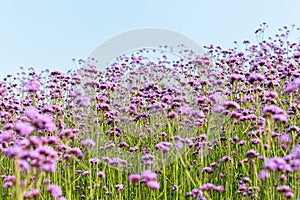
[25,80,41,92]
[47,184,62,198]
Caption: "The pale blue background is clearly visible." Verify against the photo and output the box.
[1,1,300,79]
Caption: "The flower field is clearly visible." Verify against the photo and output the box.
[1,24,300,199]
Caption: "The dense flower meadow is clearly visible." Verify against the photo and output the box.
[1,24,300,199]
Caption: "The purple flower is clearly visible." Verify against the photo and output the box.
[25,107,39,119]
[262,105,285,116]
[146,181,160,189]
[276,185,292,193]
[280,134,291,143]
[2,181,13,188]
[285,192,294,199]
[155,142,173,152]
[210,162,219,168]
[141,170,157,181]
[129,174,141,182]
[220,156,232,163]
[82,171,89,176]
[14,122,35,136]
[272,114,288,123]
[167,112,179,120]
[222,101,240,110]
[214,185,225,192]
[3,146,22,158]
[80,139,95,148]
[191,110,205,118]
[229,74,244,83]
[283,79,300,94]
[246,150,259,158]
[258,170,270,180]
[97,171,105,179]
[115,184,124,191]
[200,183,215,191]
[171,185,178,191]
[25,80,41,92]
[44,178,52,185]
[89,158,99,164]
[41,162,57,172]
[289,145,300,159]
[32,114,57,132]
[18,160,31,172]
[75,96,90,107]
[202,167,214,173]
[263,157,292,172]
[248,73,265,83]
[0,131,13,142]
[47,184,62,198]
[251,138,261,145]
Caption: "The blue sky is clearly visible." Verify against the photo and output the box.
[1,1,300,79]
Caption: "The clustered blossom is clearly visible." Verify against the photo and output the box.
[283,78,300,94]
[259,145,300,198]
[186,183,224,198]
[128,170,160,189]
[47,184,62,198]
[25,80,41,92]
[1,24,300,199]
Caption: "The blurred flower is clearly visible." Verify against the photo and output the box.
[283,79,300,94]
[25,80,41,92]
[146,181,160,189]
[47,184,62,198]
[14,122,35,136]
[128,174,141,182]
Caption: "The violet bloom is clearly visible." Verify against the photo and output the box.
[258,170,270,180]
[80,138,95,148]
[272,114,288,123]
[32,114,57,132]
[128,173,141,182]
[276,185,292,193]
[262,105,286,116]
[115,184,124,191]
[229,74,244,83]
[283,78,300,94]
[222,101,240,110]
[25,80,41,92]
[14,122,35,136]
[246,150,259,158]
[214,185,225,192]
[248,73,265,84]
[263,157,292,172]
[167,112,179,120]
[97,171,105,179]
[155,142,173,152]
[220,156,232,163]
[200,183,215,191]
[89,158,99,164]
[25,107,39,119]
[75,96,90,107]
[191,110,205,118]
[202,167,214,173]
[146,181,160,189]
[47,184,62,198]
[141,170,157,181]
[3,146,22,158]
[0,130,14,142]
[23,188,40,198]
[285,192,294,199]
[171,185,178,191]
[280,134,291,143]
